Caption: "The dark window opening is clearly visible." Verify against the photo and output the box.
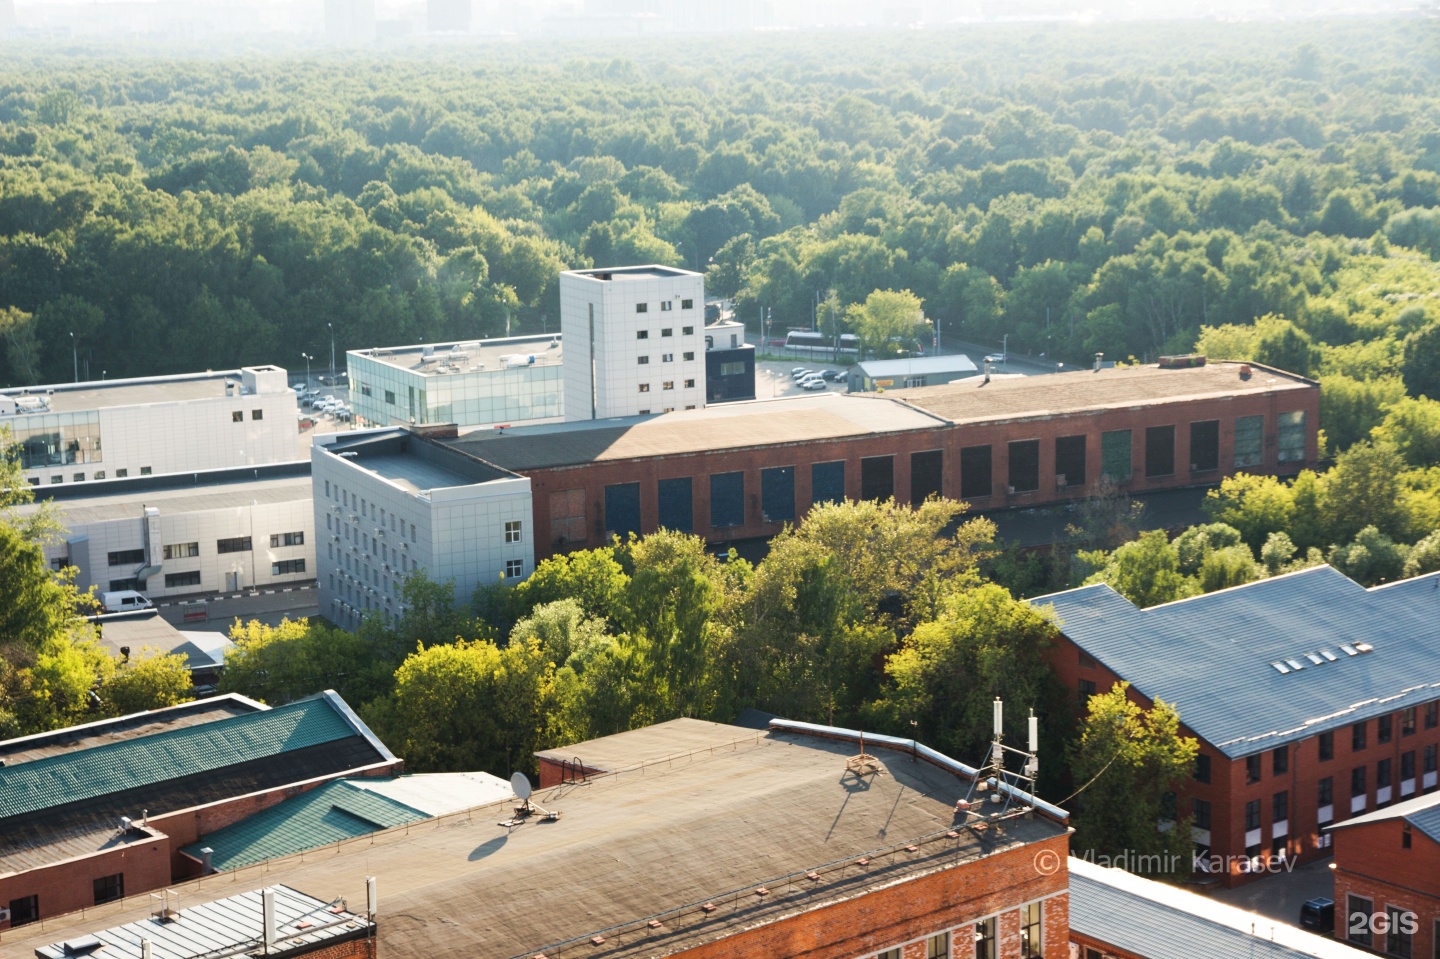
[1101,429,1132,481]
[709,472,745,528]
[93,873,123,905]
[761,467,795,523]
[960,445,992,499]
[107,548,145,566]
[604,482,642,540]
[811,461,845,505]
[657,477,693,533]
[1055,435,1086,488]
[9,894,39,926]
[910,450,943,505]
[860,456,893,502]
[1145,425,1175,477]
[1190,420,1220,473]
[1008,440,1040,493]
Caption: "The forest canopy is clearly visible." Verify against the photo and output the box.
[1,19,1440,395]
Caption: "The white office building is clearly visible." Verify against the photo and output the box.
[312,428,533,627]
[560,265,706,421]
[17,475,316,598]
[346,335,563,429]
[1,366,300,488]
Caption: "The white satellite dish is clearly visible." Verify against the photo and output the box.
[510,772,533,801]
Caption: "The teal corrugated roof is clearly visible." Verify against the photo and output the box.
[180,779,427,871]
[0,697,355,820]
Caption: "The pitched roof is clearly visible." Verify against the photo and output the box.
[34,884,373,959]
[0,695,357,820]
[1032,566,1440,759]
[1327,790,1440,844]
[1069,857,1367,959]
[181,780,428,872]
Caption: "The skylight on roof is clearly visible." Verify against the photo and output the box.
[1319,649,1338,662]
[1285,658,1304,670]
[1340,644,1359,656]
[1305,653,1325,666]
[1355,642,1374,653]
[1271,661,1291,675]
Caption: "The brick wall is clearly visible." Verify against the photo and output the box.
[1333,818,1440,958]
[1052,631,1440,888]
[0,833,171,931]
[666,834,1071,959]
[527,386,1320,560]
[290,933,377,959]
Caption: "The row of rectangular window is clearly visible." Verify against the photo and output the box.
[635,325,696,337]
[1222,706,1439,785]
[634,301,695,314]
[863,903,1043,959]
[323,480,420,544]
[637,352,695,364]
[638,379,695,393]
[1227,746,1440,831]
[230,410,264,422]
[1344,894,1431,954]
[32,466,150,485]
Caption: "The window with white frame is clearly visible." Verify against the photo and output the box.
[505,520,522,543]
[1021,902,1043,958]
[505,559,523,578]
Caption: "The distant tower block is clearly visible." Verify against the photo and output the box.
[324,0,376,41]
[427,0,471,32]
[559,265,706,422]
[0,0,16,31]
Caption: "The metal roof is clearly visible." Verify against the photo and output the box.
[855,355,978,377]
[1327,790,1440,845]
[180,780,428,872]
[0,694,264,766]
[34,884,373,959]
[1032,566,1440,759]
[0,696,355,820]
[1069,858,1367,959]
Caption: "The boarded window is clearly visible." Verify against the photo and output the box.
[1145,425,1175,477]
[1008,440,1040,493]
[1101,430,1131,481]
[1278,411,1307,462]
[811,461,845,505]
[761,467,795,523]
[604,482,641,540]
[960,445,992,498]
[1190,420,1220,472]
[1234,415,1264,468]
[549,489,587,546]
[1055,435,1086,488]
[860,455,894,501]
[710,472,745,527]
[910,450,943,505]
[657,477,693,533]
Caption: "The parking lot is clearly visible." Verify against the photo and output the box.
[755,360,849,398]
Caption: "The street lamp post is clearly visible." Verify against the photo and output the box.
[327,323,335,386]
[302,352,312,390]
[69,332,77,383]
[1002,333,1009,371]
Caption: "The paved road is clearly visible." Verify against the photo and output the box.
[155,583,320,631]
[1209,856,1335,929]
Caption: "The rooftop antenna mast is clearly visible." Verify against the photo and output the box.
[958,699,1041,821]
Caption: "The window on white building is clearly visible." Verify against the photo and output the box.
[505,521,522,543]
[505,559,523,578]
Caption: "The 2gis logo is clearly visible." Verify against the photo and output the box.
[1349,908,1418,939]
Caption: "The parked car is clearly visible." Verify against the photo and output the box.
[100,589,154,614]
[791,368,814,380]
[1299,898,1334,935]
[819,369,841,381]
[984,353,1006,365]
[292,383,306,394]
[800,377,828,390]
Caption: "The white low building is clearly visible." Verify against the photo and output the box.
[1,366,300,487]
[17,474,316,598]
[312,427,533,627]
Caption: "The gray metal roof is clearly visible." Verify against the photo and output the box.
[1328,790,1440,844]
[34,884,373,959]
[1069,859,1367,959]
[855,355,978,377]
[1032,566,1440,759]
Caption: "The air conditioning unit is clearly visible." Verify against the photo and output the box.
[401,542,409,551]
[374,528,384,537]
[1007,485,1016,494]
[0,907,13,922]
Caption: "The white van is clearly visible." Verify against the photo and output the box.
[101,590,154,614]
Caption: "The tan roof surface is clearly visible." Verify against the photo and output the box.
[14,475,313,526]
[891,361,1314,425]
[446,392,947,471]
[350,335,563,377]
[2,372,243,415]
[10,720,1064,959]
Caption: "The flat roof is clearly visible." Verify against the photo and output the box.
[8,719,1066,959]
[1069,857,1367,959]
[34,884,374,959]
[856,355,979,377]
[890,361,1314,424]
[564,264,701,281]
[1,371,257,416]
[93,612,232,670]
[11,474,313,527]
[348,334,562,378]
[320,431,518,493]
[1033,566,1440,759]
[444,391,948,471]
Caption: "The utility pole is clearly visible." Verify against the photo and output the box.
[328,322,335,386]
[302,352,312,390]
[69,332,77,383]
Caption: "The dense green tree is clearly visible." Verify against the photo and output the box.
[1085,530,1194,608]
[1328,526,1411,587]
[100,650,194,717]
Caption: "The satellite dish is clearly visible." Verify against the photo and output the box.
[510,772,533,801]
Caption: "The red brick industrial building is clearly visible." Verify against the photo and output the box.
[7,717,1073,959]
[1329,792,1440,958]
[0,691,401,931]
[1038,567,1440,889]
[442,361,1318,560]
